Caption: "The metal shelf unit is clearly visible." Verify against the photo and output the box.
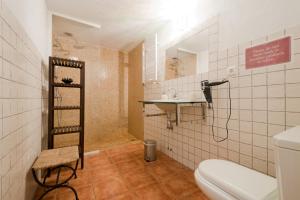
[48,56,85,169]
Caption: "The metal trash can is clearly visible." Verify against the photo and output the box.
[144,139,157,162]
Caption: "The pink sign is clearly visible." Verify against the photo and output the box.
[246,36,291,69]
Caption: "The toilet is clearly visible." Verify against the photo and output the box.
[194,126,300,200]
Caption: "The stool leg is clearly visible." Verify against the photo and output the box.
[43,169,51,185]
[56,167,61,184]
[74,160,79,179]
[65,185,79,200]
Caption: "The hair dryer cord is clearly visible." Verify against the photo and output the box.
[211,81,231,142]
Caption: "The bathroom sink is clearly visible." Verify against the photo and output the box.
[152,101,177,112]
[140,99,206,126]
[140,99,206,114]
[140,99,205,112]
[141,99,206,104]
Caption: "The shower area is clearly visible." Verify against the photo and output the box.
[51,16,136,152]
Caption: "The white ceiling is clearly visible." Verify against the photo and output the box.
[47,0,176,51]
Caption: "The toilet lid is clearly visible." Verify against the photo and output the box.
[197,159,278,200]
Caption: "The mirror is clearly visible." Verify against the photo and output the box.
[165,29,209,80]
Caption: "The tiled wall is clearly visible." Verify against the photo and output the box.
[144,16,300,177]
[0,2,45,200]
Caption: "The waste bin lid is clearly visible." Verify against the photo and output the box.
[144,139,156,145]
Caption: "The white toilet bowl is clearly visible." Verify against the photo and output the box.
[194,159,278,200]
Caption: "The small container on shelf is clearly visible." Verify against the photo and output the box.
[61,77,73,84]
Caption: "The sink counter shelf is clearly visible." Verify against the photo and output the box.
[139,99,207,127]
[140,99,206,104]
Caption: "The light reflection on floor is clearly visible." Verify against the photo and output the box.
[54,128,138,152]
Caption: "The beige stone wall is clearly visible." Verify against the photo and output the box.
[0,2,46,200]
[52,35,128,148]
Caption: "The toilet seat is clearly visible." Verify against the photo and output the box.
[195,169,237,200]
[194,159,278,200]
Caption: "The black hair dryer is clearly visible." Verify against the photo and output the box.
[201,80,213,103]
[201,79,229,104]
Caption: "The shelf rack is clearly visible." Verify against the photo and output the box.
[48,56,85,168]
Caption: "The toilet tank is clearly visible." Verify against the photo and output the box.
[273,126,300,200]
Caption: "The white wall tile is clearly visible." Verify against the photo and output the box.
[267,71,285,85]
[286,83,300,97]
[240,154,252,168]
[253,134,268,148]
[268,162,276,177]
[240,110,252,121]
[240,143,252,156]
[253,86,267,98]
[240,132,252,144]
[239,99,252,110]
[268,124,285,137]
[286,98,300,112]
[252,73,267,86]
[144,19,300,178]
[253,158,267,173]
[268,85,285,98]
[239,75,252,87]
[268,98,285,111]
[286,54,300,70]
[253,146,267,160]
[239,87,252,98]
[286,69,300,83]
[268,111,285,125]
[253,98,267,110]
[253,110,267,123]
[0,4,43,200]
[253,122,267,135]
[286,112,300,126]
[240,121,252,133]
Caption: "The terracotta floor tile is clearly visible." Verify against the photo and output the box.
[42,196,57,200]
[105,146,130,157]
[34,187,57,200]
[115,159,145,174]
[85,155,112,169]
[56,185,95,200]
[103,192,137,200]
[180,190,210,200]
[109,153,136,164]
[160,175,199,199]
[69,174,92,188]
[147,165,179,182]
[134,184,171,200]
[93,176,129,200]
[121,168,157,189]
[88,165,120,184]
[33,143,208,200]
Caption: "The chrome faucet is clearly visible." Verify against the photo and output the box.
[167,88,177,99]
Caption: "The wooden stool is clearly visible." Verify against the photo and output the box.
[32,146,80,200]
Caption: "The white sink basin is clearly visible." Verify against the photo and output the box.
[143,99,205,104]
[140,99,206,126]
[141,99,206,112]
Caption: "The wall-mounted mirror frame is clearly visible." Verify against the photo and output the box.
[164,29,209,80]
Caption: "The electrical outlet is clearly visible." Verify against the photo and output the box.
[227,66,237,78]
